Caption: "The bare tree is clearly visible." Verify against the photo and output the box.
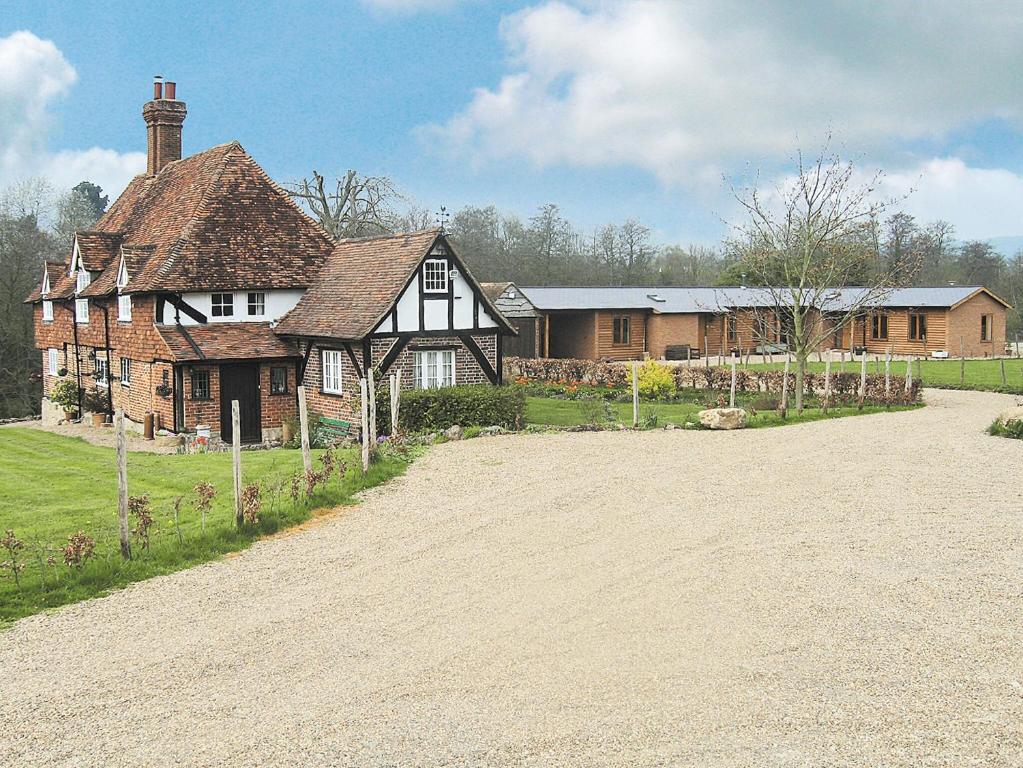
[728,147,918,413]
[287,170,398,240]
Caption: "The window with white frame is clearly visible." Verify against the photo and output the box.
[76,269,91,293]
[413,349,455,389]
[118,293,132,321]
[423,259,448,293]
[247,292,266,316]
[42,300,53,322]
[322,349,343,393]
[48,348,58,376]
[95,357,109,388]
[75,298,89,323]
[120,357,131,386]
[211,293,234,317]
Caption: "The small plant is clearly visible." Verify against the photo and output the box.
[50,378,80,413]
[193,482,216,532]
[1,529,26,588]
[290,473,303,502]
[637,360,675,399]
[63,531,96,568]
[640,407,659,429]
[989,417,1023,440]
[82,388,108,414]
[241,484,262,525]
[578,394,616,426]
[304,468,325,497]
[129,494,155,550]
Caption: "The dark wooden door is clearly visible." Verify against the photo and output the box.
[220,364,261,443]
[507,319,537,358]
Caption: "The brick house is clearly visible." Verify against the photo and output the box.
[25,80,513,442]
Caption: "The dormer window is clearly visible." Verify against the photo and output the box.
[42,272,51,295]
[423,259,448,293]
[76,269,91,294]
[42,301,53,322]
[116,259,129,289]
[118,293,132,321]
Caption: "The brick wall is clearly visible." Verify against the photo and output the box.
[947,292,1007,357]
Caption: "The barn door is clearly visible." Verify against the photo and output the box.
[220,364,261,443]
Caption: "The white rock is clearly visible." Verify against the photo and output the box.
[697,407,747,430]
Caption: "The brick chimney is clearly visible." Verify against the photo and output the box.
[142,76,186,175]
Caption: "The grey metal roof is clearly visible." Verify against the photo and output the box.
[519,285,994,313]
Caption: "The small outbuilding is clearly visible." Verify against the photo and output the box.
[481,282,541,358]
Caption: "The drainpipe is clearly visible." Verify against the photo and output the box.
[69,301,83,418]
[99,301,115,414]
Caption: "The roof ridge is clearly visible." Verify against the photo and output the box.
[334,227,441,245]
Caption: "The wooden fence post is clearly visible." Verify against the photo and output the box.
[631,361,639,427]
[823,350,832,414]
[960,336,965,386]
[884,349,891,396]
[729,357,737,407]
[360,378,369,473]
[839,350,845,373]
[780,356,790,417]
[704,333,709,367]
[368,367,377,449]
[1001,356,1007,387]
[904,356,913,393]
[389,372,398,433]
[858,350,867,409]
[297,384,312,475]
[116,410,131,561]
[232,400,242,527]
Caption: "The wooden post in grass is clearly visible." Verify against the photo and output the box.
[1001,356,1007,387]
[232,400,242,527]
[686,346,692,367]
[823,350,832,414]
[704,333,709,368]
[115,409,131,561]
[297,384,312,475]
[780,356,790,418]
[884,349,891,396]
[858,349,867,410]
[839,350,845,373]
[729,356,737,407]
[359,378,369,474]
[631,361,639,427]
[368,367,377,449]
[960,336,965,386]
[389,372,399,433]
[904,356,913,394]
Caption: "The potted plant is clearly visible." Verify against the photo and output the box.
[50,379,80,421]
[83,390,108,427]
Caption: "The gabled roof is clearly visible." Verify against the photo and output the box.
[157,323,299,362]
[73,232,122,272]
[481,281,538,318]
[274,228,441,339]
[24,262,68,303]
[74,142,334,297]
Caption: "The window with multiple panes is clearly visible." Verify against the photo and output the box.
[48,348,58,376]
[423,259,448,293]
[322,350,343,393]
[76,269,91,293]
[981,313,993,341]
[211,293,234,317]
[726,314,737,342]
[613,316,631,345]
[908,313,926,341]
[871,313,889,340]
[75,298,89,323]
[191,369,211,400]
[42,300,53,322]
[95,357,109,388]
[118,293,132,321]
[413,349,455,389]
[247,292,266,316]
[120,358,131,386]
[270,366,288,395]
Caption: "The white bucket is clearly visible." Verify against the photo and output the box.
[196,424,211,439]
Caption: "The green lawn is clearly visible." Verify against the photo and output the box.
[747,357,1023,393]
[524,396,914,429]
[0,429,409,624]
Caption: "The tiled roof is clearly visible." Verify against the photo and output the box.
[275,228,442,339]
[481,281,538,318]
[74,231,122,272]
[157,322,299,362]
[480,281,511,302]
[24,262,69,303]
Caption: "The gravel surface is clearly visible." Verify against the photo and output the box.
[1,389,1021,766]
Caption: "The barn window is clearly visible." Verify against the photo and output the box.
[42,300,53,322]
[871,313,888,340]
[247,292,266,316]
[981,314,993,341]
[908,313,926,341]
[727,314,738,342]
[120,358,132,386]
[322,350,343,394]
[414,349,455,389]
[191,369,211,400]
[211,293,234,317]
[423,259,448,293]
[613,316,631,345]
[270,366,288,395]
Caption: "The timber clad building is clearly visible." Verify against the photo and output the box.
[25,81,513,442]
[521,285,1010,362]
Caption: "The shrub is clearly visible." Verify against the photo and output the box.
[50,379,80,412]
[129,494,155,549]
[578,394,616,426]
[637,360,675,399]
[63,532,96,568]
[397,384,525,432]
[990,417,1023,439]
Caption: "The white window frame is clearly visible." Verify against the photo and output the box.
[247,292,266,316]
[413,349,455,389]
[75,298,89,324]
[48,348,58,376]
[76,269,91,293]
[211,292,234,318]
[322,349,343,394]
[423,259,448,293]
[120,357,131,387]
[118,293,132,321]
[42,300,53,322]
[95,357,109,388]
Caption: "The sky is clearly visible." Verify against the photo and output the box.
[2,0,1023,248]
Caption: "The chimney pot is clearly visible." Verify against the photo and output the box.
[165,81,176,100]
[153,75,164,100]
[143,79,186,175]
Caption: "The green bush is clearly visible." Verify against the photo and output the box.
[637,359,675,399]
[392,384,525,432]
[989,417,1023,439]
[50,379,80,412]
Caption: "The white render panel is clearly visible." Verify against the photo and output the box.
[423,298,448,330]
[394,279,420,332]
[157,289,305,326]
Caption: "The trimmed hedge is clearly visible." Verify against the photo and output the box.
[379,384,526,433]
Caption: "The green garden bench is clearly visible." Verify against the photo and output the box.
[317,416,352,443]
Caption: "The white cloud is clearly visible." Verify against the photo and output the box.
[432,1,1023,187]
[0,31,144,198]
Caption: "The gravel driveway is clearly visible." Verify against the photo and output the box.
[1,389,1021,767]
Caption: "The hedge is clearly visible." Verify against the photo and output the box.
[377,384,526,433]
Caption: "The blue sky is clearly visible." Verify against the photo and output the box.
[3,1,1023,247]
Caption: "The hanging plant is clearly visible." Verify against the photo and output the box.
[155,383,172,398]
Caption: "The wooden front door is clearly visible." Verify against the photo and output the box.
[220,364,261,444]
